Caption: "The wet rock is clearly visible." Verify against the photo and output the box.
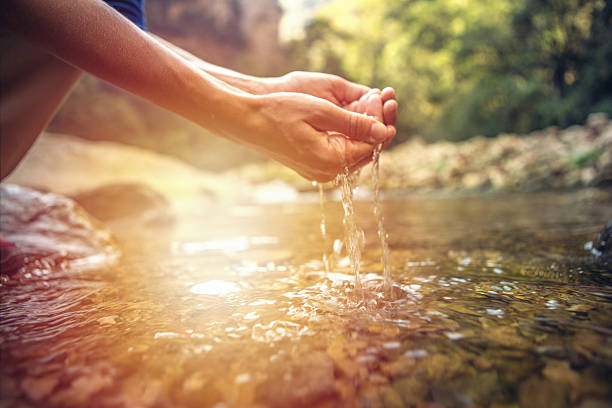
[259,352,335,407]
[431,383,474,408]
[518,376,568,408]
[359,385,384,408]
[465,371,500,406]
[72,183,173,225]
[473,356,494,370]
[567,304,594,313]
[424,354,464,380]
[381,386,404,408]
[535,345,568,359]
[327,337,362,379]
[485,326,530,349]
[48,366,114,407]
[577,398,612,408]
[542,361,580,389]
[380,357,417,378]
[446,304,481,317]
[592,220,611,263]
[392,376,429,407]
[0,184,119,276]
[21,375,59,402]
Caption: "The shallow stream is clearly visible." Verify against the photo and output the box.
[1,189,611,407]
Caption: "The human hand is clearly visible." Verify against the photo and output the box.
[245,92,395,182]
[346,87,398,127]
[268,72,398,126]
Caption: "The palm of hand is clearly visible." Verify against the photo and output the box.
[263,72,398,181]
[253,92,392,182]
[280,71,398,126]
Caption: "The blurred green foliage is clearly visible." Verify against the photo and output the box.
[287,0,612,142]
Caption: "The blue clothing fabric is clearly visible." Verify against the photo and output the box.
[104,0,146,30]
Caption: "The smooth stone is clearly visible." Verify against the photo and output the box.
[259,352,335,408]
[0,184,119,276]
[72,182,173,225]
[518,376,568,408]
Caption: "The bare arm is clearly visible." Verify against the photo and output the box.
[1,0,393,181]
[150,33,398,125]
[149,33,271,95]
[1,0,252,137]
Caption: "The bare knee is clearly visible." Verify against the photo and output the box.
[1,30,82,179]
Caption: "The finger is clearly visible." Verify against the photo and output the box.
[348,153,373,173]
[383,99,398,126]
[381,87,395,103]
[345,100,359,112]
[348,127,395,172]
[366,92,383,122]
[355,88,379,113]
[339,78,371,105]
[310,102,391,144]
[386,125,397,144]
[378,128,395,152]
[345,88,380,114]
[344,138,376,168]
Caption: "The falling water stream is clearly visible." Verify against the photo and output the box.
[336,167,364,298]
[318,144,392,300]
[2,187,611,408]
[372,143,392,297]
[317,183,329,274]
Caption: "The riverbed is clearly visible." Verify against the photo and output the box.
[1,189,611,407]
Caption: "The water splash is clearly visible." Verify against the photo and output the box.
[315,182,330,273]
[336,167,365,298]
[372,143,392,297]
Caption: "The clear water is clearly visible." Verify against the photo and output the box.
[1,189,611,407]
[337,168,365,299]
[372,143,392,297]
[317,183,329,274]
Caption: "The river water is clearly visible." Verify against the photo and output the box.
[1,189,611,407]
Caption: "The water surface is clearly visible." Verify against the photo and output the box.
[1,189,611,407]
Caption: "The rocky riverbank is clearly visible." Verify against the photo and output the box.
[0,185,119,278]
[232,113,612,193]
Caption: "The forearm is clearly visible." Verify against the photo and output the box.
[149,33,274,95]
[0,0,259,140]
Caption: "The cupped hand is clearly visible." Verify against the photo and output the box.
[270,72,398,127]
[346,87,398,126]
[270,71,368,107]
[250,92,395,182]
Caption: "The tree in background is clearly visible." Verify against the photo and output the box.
[288,0,612,142]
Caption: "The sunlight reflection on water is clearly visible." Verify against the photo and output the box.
[1,191,611,407]
[189,280,241,296]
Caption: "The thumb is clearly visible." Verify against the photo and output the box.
[337,77,371,104]
[310,102,391,144]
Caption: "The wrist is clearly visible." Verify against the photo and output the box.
[193,81,265,147]
[256,76,284,94]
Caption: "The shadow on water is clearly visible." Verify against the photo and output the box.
[1,190,611,407]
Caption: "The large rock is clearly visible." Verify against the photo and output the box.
[0,184,119,277]
[593,220,612,263]
[257,352,336,407]
[71,183,173,225]
[4,132,244,200]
